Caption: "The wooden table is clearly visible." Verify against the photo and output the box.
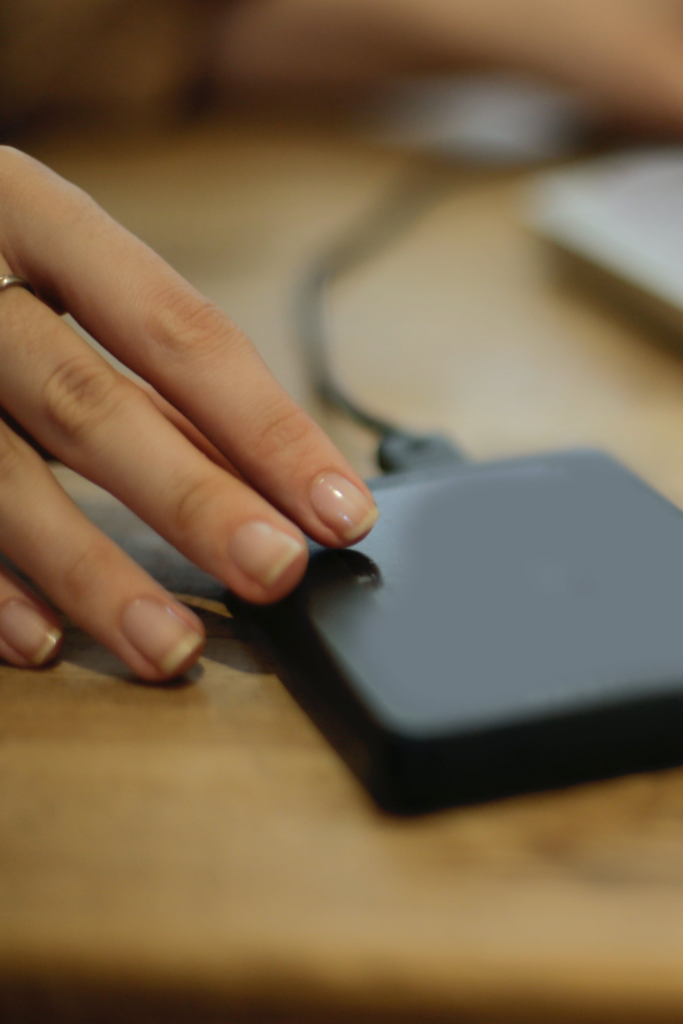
[5,114,683,1022]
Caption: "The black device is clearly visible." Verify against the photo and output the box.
[232,450,683,813]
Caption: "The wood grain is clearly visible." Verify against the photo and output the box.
[5,116,683,1021]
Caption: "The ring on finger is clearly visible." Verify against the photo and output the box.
[0,275,35,297]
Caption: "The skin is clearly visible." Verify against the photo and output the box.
[0,148,377,681]
[7,0,683,678]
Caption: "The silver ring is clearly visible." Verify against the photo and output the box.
[0,275,35,296]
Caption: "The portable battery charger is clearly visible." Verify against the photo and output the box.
[230,450,683,813]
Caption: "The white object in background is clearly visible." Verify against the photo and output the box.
[367,74,586,164]
[530,148,683,326]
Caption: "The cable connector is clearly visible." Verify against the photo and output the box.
[295,166,471,473]
[377,430,466,473]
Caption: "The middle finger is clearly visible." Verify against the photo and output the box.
[0,286,308,603]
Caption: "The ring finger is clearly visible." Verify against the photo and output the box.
[0,282,309,605]
[0,420,206,680]
[0,561,63,668]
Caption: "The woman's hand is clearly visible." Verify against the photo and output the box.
[0,147,378,681]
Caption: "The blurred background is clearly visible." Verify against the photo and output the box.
[9,3,683,1021]
[7,0,683,499]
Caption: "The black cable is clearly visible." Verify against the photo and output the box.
[295,162,468,473]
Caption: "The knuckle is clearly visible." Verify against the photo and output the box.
[146,286,247,363]
[41,356,135,446]
[0,147,35,237]
[169,470,225,541]
[0,146,53,201]
[61,539,117,605]
[0,147,93,249]
[251,402,316,464]
[0,145,28,179]
[0,425,27,485]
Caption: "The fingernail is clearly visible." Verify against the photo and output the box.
[310,473,379,542]
[121,598,204,676]
[230,521,305,588]
[0,600,62,666]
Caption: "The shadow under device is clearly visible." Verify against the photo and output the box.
[232,451,683,812]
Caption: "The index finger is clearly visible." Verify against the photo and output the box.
[0,147,379,547]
